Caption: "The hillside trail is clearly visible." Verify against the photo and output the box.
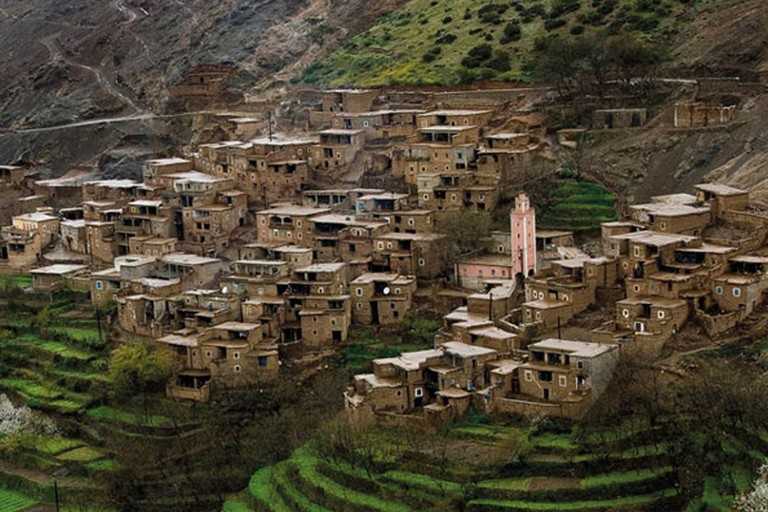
[37,33,144,115]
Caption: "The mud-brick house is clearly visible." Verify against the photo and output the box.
[159,253,223,289]
[281,263,352,349]
[308,213,389,268]
[593,109,647,129]
[61,220,87,254]
[344,341,499,426]
[674,102,736,128]
[128,236,178,258]
[255,205,330,246]
[309,89,379,128]
[350,273,417,326]
[310,129,366,176]
[0,165,26,185]
[199,136,317,207]
[180,190,247,256]
[0,229,42,271]
[89,255,159,305]
[393,126,478,185]
[82,201,123,222]
[487,339,619,419]
[238,244,313,270]
[85,222,118,264]
[31,264,89,292]
[694,183,750,220]
[627,202,712,236]
[12,212,59,248]
[371,232,447,279]
[610,296,689,345]
[454,253,514,291]
[142,158,194,186]
[332,109,426,139]
[221,260,289,297]
[116,199,176,257]
[417,110,494,129]
[162,321,279,402]
[363,209,435,235]
[82,179,144,204]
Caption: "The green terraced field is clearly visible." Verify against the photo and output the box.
[86,406,171,427]
[0,489,36,512]
[538,180,618,231]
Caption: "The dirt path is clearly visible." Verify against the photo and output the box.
[37,34,144,114]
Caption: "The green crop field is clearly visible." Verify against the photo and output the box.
[539,179,618,231]
[0,489,36,512]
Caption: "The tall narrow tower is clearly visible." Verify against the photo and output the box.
[510,193,536,278]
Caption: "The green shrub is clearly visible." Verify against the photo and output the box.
[461,43,494,68]
[500,21,522,44]
[544,18,568,30]
[423,47,441,63]
[488,51,512,72]
[570,25,585,34]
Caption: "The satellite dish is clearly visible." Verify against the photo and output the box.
[222,286,229,294]
[383,287,391,295]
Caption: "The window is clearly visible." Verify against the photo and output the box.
[657,310,665,319]
[356,288,363,296]
[233,352,240,359]
[559,375,567,387]
[622,309,630,318]
[716,286,723,295]
[234,365,241,373]
[734,288,741,297]
[356,302,363,310]
[317,287,324,294]
[408,218,415,226]
[414,388,424,397]
[259,356,267,366]
[577,361,584,370]
[418,258,426,266]
[524,370,533,382]
[498,245,504,253]
[96,281,103,290]
[395,288,401,295]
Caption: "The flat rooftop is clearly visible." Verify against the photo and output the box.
[695,183,748,196]
[31,264,88,275]
[258,205,330,216]
[162,253,220,266]
[294,262,346,273]
[529,339,618,358]
[14,213,57,222]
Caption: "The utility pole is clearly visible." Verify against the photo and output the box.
[267,110,273,141]
[557,316,562,340]
[95,306,103,344]
[54,480,60,512]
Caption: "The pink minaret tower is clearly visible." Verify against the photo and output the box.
[510,193,536,278]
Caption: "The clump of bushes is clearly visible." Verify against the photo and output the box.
[500,20,522,43]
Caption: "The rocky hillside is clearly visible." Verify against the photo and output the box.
[0,0,407,132]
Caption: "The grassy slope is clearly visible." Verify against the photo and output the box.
[299,0,693,86]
